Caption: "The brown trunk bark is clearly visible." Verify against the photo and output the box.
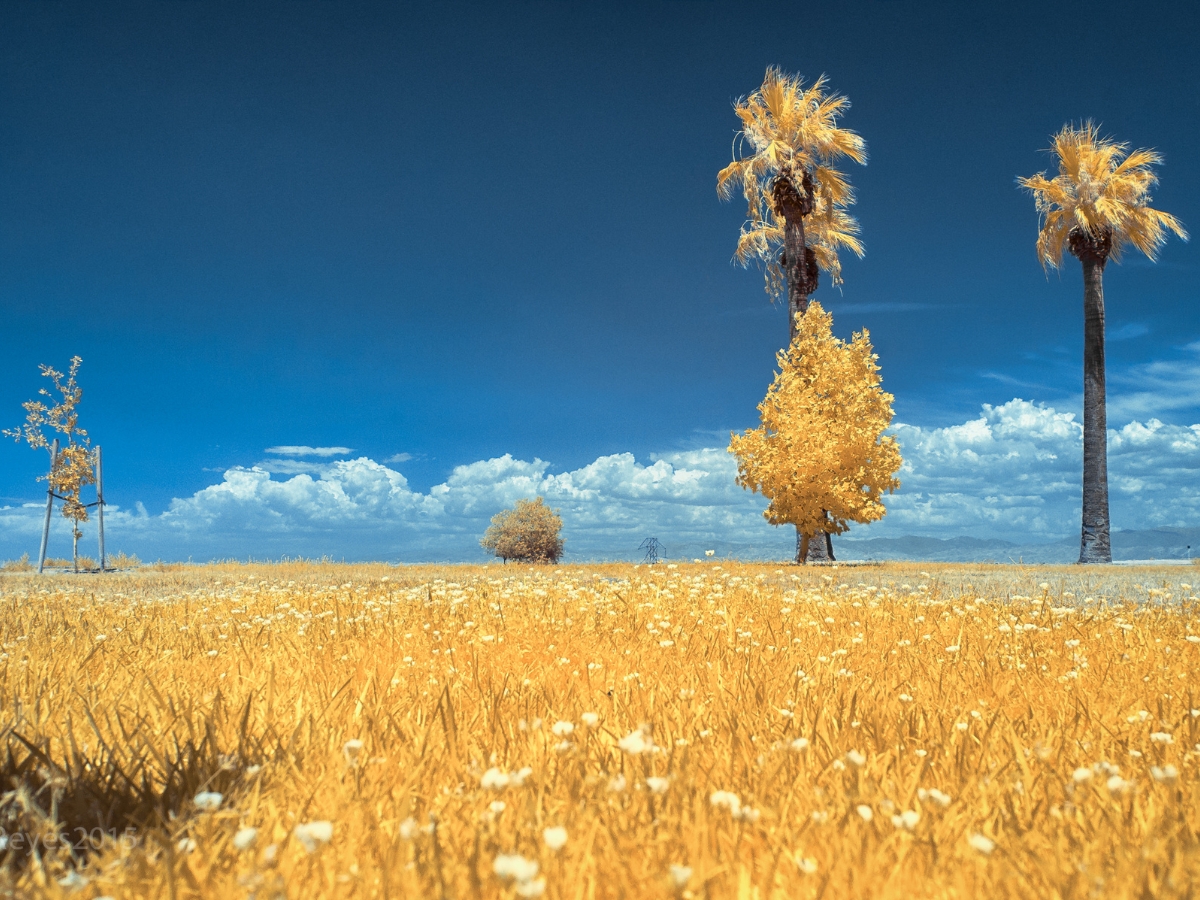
[1078,252,1112,563]
[774,171,832,564]
[796,531,810,565]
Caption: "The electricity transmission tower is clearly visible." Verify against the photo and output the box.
[639,537,662,565]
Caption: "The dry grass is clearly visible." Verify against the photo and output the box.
[0,561,1197,898]
[0,554,33,573]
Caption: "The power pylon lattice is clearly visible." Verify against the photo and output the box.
[639,537,662,565]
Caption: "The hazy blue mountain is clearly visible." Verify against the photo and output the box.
[836,527,1200,563]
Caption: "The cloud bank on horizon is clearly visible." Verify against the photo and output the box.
[2,399,1197,563]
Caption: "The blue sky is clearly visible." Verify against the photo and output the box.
[2,1,1198,562]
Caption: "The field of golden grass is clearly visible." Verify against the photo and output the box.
[0,560,1197,898]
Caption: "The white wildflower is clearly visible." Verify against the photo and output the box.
[790,737,810,752]
[968,833,995,854]
[607,773,628,792]
[293,821,333,853]
[669,864,693,888]
[710,790,742,815]
[343,739,364,767]
[618,728,653,755]
[1072,767,1093,783]
[480,767,510,790]
[193,791,223,811]
[493,853,540,883]
[918,788,951,807]
[846,749,867,767]
[515,879,546,898]
[551,720,574,737]
[233,827,258,851]
[581,712,599,727]
[1106,775,1131,793]
[1150,732,1174,744]
[645,776,670,794]
[542,826,568,850]
[856,804,873,821]
[1151,765,1179,782]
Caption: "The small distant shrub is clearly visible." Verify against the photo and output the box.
[108,551,142,569]
[76,556,97,570]
[45,557,74,567]
[2,553,33,572]
[481,497,564,564]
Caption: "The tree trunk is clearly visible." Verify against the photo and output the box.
[796,531,810,565]
[38,439,59,574]
[774,171,833,564]
[1078,252,1112,563]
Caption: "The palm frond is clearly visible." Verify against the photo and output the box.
[1020,121,1187,270]
[718,67,867,294]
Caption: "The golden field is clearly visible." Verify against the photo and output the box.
[0,561,1197,899]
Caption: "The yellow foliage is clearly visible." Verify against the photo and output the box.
[3,356,97,529]
[729,303,901,543]
[1,561,1198,898]
[1019,121,1188,269]
[717,67,866,294]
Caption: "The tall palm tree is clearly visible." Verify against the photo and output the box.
[718,67,866,563]
[1020,123,1187,564]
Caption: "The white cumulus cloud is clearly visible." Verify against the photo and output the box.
[264,446,354,457]
[2,400,1197,563]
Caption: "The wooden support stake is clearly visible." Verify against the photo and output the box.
[97,445,106,571]
[38,439,59,574]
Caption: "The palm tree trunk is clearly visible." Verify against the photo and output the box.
[1078,254,1112,563]
[776,171,833,564]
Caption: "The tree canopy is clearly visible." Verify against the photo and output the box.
[4,356,96,529]
[728,303,901,552]
[480,497,564,564]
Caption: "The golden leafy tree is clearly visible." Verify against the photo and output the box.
[480,497,564,564]
[1019,123,1187,564]
[729,303,901,564]
[717,67,867,562]
[4,356,97,571]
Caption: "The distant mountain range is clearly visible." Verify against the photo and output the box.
[835,527,1200,563]
[597,527,1200,564]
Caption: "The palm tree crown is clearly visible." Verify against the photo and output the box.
[1020,122,1187,268]
[717,68,867,296]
